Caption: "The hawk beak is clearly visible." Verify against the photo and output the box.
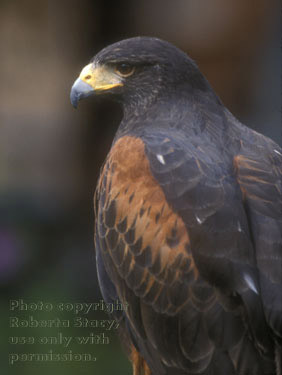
[70,63,123,108]
[70,78,94,108]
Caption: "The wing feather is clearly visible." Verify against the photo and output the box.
[95,132,280,374]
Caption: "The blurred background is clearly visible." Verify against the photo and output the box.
[0,0,281,374]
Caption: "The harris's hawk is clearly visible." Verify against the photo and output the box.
[70,37,282,375]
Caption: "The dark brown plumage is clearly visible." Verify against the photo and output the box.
[71,37,282,375]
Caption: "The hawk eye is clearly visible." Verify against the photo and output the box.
[114,63,135,77]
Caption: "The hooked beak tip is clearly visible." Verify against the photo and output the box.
[70,78,94,108]
[70,93,78,109]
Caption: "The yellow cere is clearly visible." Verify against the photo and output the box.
[79,63,123,91]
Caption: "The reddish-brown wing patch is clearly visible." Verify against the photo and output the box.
[131,345,151,375]
[97,136,198,315]
[234,153,282,217]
